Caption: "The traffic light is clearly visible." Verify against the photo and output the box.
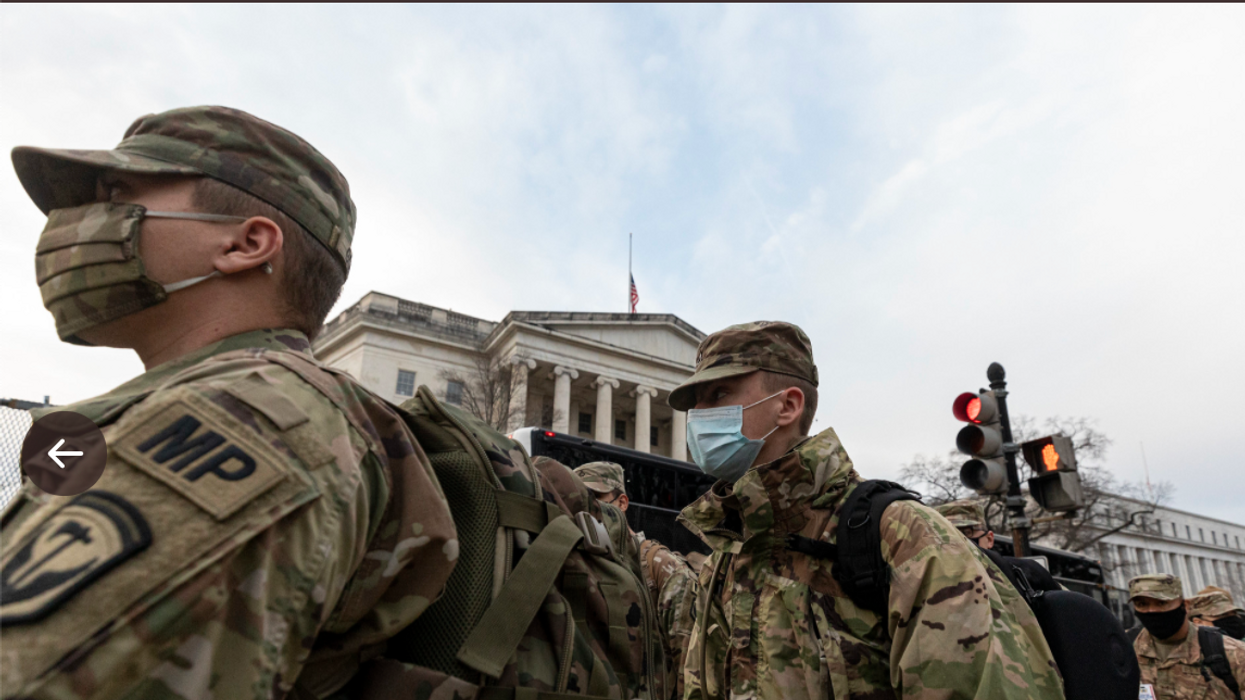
[953,390,1008,495]
[1021,435,1084,512]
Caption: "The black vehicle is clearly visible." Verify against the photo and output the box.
[510,428,714,554]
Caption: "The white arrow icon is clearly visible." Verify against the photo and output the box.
[48,438,84,469]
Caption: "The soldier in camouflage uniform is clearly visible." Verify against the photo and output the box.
[670,321,1064,700]
[0,106,458,700]
[1189,586,1245,640]
[934,499,1060,595]
[1130,574,1245,698]
[576,461,701,699]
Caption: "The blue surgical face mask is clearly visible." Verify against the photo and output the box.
[686,390,784,483]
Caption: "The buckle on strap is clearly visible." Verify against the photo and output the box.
[575,511,614,558]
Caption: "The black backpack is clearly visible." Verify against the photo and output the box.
[786,480,1140,700]
[1198,625,1242,699]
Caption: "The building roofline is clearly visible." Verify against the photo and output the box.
[1102,491,1245,530]
[316,293,707,362]
[483,319,696,375]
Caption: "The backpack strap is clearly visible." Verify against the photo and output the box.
[457,515,585,678]
[1199,625,1242,699]
[786,480,919,614]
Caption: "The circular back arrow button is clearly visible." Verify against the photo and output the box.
[21,411,107,496]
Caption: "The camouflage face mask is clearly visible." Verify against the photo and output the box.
[36,202,246,345]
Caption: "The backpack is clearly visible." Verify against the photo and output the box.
[351,386,665,700]
[1199,625,1242,699]
[785,480,1139,700]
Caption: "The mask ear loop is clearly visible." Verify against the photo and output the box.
[743,389,786,411]
[744,389,787,443]
[143,211,250,223]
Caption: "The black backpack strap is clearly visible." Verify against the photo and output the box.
[786,480,920,614]
[1200,626,1242,699]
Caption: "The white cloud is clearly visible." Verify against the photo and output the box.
[2,5,1243,524]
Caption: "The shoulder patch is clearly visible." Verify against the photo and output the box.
[1,490,151,625]
[112,391,288,520]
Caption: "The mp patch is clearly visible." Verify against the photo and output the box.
[1,490,151,625]
[112,391,288,520]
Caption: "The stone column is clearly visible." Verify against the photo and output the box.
[508,356,537,431]
[632,385,657,454]
[551,366,578,434]
[592,376,620,443]
[671,409,688,462]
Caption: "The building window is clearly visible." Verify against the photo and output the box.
[1187,525,1192,540]
[446,380,464,406]
[1172,522,1178,537]
[615,419,627,441]
[1237,536,1241,549]
[650,426,659,447]
[1213,531,1218,545]
[578,412,593,434]
[1199,528,1205,542]
[395,370,416,397]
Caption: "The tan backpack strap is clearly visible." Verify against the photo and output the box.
[457,515,585,678]
[496,491,561,533]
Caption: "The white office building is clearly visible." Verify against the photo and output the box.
[313,291,704,460]
[1078,495,1245,600]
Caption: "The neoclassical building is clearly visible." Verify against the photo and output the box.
[313,292,704,461]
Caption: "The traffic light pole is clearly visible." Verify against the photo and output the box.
[987,362,1031,557]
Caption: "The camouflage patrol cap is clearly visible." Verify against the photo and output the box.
[669,321,818,411]
[935,499,987,532]
[574,461,625,495]
[1189,587,1244,619]
[12,105,355,271]
[1128,573,1184,602]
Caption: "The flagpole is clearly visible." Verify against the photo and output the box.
[628,232,633,313]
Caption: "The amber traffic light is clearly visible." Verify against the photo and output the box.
[1021,435,1084,512]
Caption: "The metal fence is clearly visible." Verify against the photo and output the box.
[0,403,34,509]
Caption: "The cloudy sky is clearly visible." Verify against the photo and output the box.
[2,5,1242,522]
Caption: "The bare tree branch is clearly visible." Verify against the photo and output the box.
[900,414,1175,561]
[439,355,526,432]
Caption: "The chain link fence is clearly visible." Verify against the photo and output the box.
[1,399,49,509]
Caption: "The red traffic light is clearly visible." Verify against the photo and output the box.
[952,392,979,422]
[953,391,998,424]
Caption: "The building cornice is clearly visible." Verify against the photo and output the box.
[484,320,696,374]
[487,311,705,347]
[1100,492,1245,530]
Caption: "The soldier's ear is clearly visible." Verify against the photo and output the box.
[775,386,804,428]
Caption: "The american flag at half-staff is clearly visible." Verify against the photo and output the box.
[629,274,639,314]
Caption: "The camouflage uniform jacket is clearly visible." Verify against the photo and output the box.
[639,538,701,700]
[0,329,457,700]
[1135,627,1245,699]
[676,427,1063,700]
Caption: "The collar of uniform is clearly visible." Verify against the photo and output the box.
[677,426,858,549]
[1136,627,1201,666]
[32,328,313,426]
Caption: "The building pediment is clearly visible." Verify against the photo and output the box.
[494,312,703,367]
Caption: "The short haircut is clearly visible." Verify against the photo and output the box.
[599,488,625,501]
[761,370,818,435]
[192,178,345,340]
